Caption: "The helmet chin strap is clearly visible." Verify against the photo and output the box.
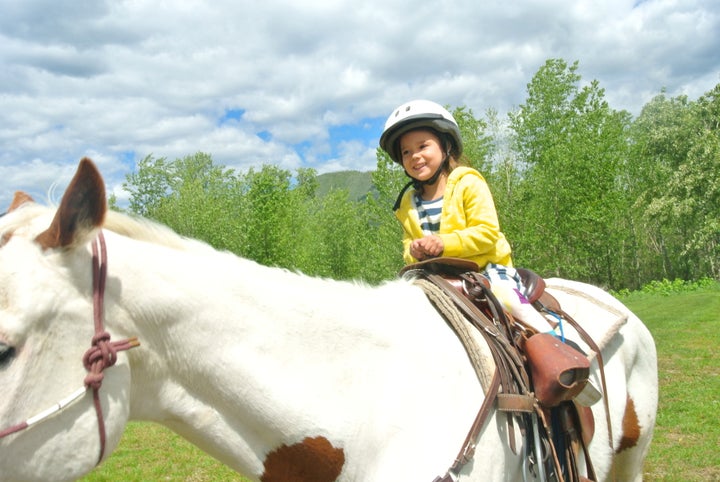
[410,152,450,189]
[392,150,451,211]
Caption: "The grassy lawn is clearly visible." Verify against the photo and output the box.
[80,422,245,481]
[81,283,720,481]
[621,283,720,481]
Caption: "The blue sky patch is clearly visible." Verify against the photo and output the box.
[119,150,136,168]
[219,108,245,125]
[329,117,384,145]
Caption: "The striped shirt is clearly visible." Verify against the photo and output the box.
[414,193,443,235]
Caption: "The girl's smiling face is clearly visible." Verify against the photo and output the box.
[399,129,445,181]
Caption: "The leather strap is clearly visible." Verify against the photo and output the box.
[555,308,606,482]
[444,371,501,477]
[535,292,606,481]
[415,272,536,480]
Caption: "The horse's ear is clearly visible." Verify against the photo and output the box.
[8,191,35,212]
[35,158,107,250]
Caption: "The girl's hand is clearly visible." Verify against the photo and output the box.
[410,235,444,260]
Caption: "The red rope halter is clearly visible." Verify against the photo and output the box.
[0,232,139,467]
[84,231,140,464]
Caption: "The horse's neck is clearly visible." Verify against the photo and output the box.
[109,235,481,473]
[105,233,508,479]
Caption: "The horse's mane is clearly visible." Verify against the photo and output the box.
[0,203,54,238]
[103,210,216,253]
[2,203,382,292]
[1,202,214,255]
[104,209,381,294]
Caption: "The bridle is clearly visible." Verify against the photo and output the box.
[0,231,140,465]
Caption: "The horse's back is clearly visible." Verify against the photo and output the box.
[545,278,658,481]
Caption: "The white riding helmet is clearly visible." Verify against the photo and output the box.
[379,99,463,164]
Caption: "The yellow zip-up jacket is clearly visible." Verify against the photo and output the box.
[394,166,513,268]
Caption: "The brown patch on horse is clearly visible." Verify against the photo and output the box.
[1,192,36,246]
[8,191,35,212]
[616,395,641,452]
[35,157,106,250]
[261,436,345,482]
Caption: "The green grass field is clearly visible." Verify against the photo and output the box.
[622,283,720,481]
[81,283,720,481]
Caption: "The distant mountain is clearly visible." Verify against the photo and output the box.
[316,170,376,201]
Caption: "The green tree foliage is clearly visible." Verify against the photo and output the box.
[691,86,720,278]
[240,164,294,266]
[124,155,173,217]
[367,146,408,278]
[454,105,493,174]
[313,189,370,278]
[508,59,633,286]
[631,86,720,281]
[628,93,697,281]
[484,108,521,236]
[120,62,720,289]
[123,153,245,253]
[122,152,403,283]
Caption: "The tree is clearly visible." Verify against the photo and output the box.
[123,152,245,253]
[454,105,493,175]
[629,92,699,281]
[632,84,720,281]
[368,146,407,278]
[124,154,173,217]
[508,59,633,287]
[240,164,296,266]
[119,74,718,288]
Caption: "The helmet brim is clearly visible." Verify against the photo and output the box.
[379,114,462,164]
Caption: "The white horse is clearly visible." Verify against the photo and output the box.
[0,159,657,482]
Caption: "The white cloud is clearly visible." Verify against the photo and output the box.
[0,0,718,209]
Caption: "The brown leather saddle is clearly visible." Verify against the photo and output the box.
[400,258,548,307]
[402,258,599,482]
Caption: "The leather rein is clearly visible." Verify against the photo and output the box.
[0,231,140,465]
[409,267,536,482]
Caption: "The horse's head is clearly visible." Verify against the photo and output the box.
[0,159,133,481]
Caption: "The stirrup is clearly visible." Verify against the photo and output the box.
[575,379,602,406]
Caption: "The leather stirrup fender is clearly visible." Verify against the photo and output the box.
[525,333,590,408]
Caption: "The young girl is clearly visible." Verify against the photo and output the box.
[379,99,550,334]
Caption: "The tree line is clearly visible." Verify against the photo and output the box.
[118,59,720,290]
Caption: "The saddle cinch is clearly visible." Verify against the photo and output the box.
[402,258,602,482]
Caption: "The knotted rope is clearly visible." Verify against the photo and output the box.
[0,232,139,467]
[84,231,139,464]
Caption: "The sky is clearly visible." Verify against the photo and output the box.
[1,0,718,208]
